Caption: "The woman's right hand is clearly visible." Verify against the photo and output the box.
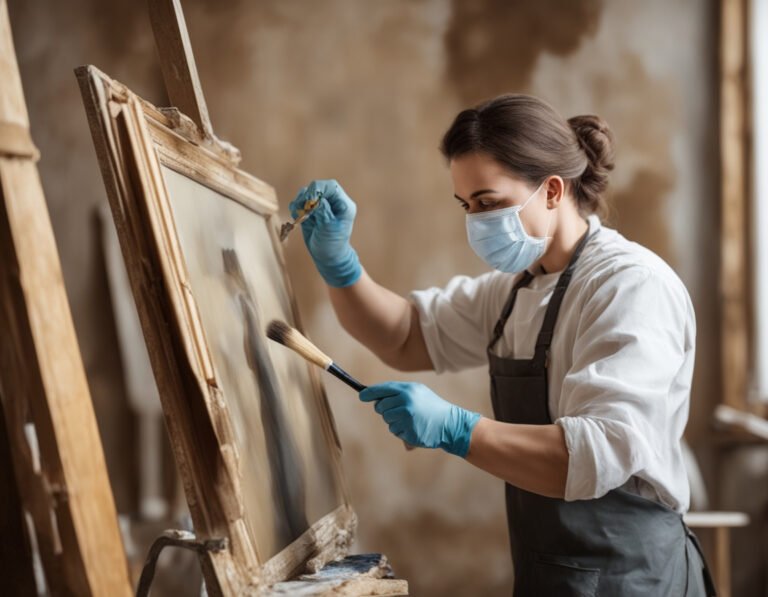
[289,179,362,288]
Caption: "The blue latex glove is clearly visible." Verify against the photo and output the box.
[289,179,362,288]
[359,382,482,457]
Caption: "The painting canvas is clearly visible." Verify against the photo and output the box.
[161,166,343,560]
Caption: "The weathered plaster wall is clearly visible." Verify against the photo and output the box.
[8,1,730,595]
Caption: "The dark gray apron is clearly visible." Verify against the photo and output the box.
[487,227,716,596]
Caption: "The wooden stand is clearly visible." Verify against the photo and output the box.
[76,1,408,594]
[0,1,132,594]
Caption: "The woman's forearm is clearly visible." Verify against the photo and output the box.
[465,418,570,498]
[328,269,432,370]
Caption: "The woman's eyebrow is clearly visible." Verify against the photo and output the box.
[453,189,499,202]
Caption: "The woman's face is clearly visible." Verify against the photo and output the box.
[450,152,556,239]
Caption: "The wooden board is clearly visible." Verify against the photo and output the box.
[76,64,406,595]
[0,1,132,594]
[719,0,752,410]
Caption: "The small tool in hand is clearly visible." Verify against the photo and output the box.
[266,320,415,450]
[279,195,321,241]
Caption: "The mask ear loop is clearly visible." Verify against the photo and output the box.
[520,181,553,242]
[520,181,545,210]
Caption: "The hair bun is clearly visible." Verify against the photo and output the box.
[567,114,615,214]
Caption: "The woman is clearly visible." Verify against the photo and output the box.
[289,94,714,596]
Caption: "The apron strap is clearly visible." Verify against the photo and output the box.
[487,269,534,352]
[532,223,595,367]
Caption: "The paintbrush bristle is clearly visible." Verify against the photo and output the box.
[266,320,333,370]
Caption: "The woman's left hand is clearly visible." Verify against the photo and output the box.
[359,382,482,457]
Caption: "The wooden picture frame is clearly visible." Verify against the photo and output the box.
[75,65,368,594]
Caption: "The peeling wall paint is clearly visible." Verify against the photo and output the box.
[445,0,603,104]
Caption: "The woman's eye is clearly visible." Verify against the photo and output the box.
[458,201,469,211]
[480,200,499,209]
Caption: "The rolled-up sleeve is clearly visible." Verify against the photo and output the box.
[409,271,509,374]
[555,265,693,501]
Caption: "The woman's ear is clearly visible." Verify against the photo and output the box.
[544,176,565,208]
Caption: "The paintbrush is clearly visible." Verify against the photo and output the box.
[279,196,321,241]
[266,320,414,450]
[267,320,364,391]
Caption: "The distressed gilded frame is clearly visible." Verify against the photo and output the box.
[75,65,359,594]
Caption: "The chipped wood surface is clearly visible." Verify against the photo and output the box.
[267,554,409,596]
[0,2,132,594]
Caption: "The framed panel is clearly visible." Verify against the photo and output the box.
[77,65,356,594]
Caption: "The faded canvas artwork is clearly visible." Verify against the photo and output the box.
[161,166,343,560]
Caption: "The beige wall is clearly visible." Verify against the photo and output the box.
[8,0,729,595]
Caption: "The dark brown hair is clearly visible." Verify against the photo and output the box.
[440,94,614,218]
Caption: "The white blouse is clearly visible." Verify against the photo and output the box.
[409,215,695,513]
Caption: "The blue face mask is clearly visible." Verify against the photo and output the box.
[465,183,551,274]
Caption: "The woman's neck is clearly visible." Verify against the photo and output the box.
[537,212,590,275]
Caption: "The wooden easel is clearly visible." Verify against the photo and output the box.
[126,1,408,594]
[0,1,132,594]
